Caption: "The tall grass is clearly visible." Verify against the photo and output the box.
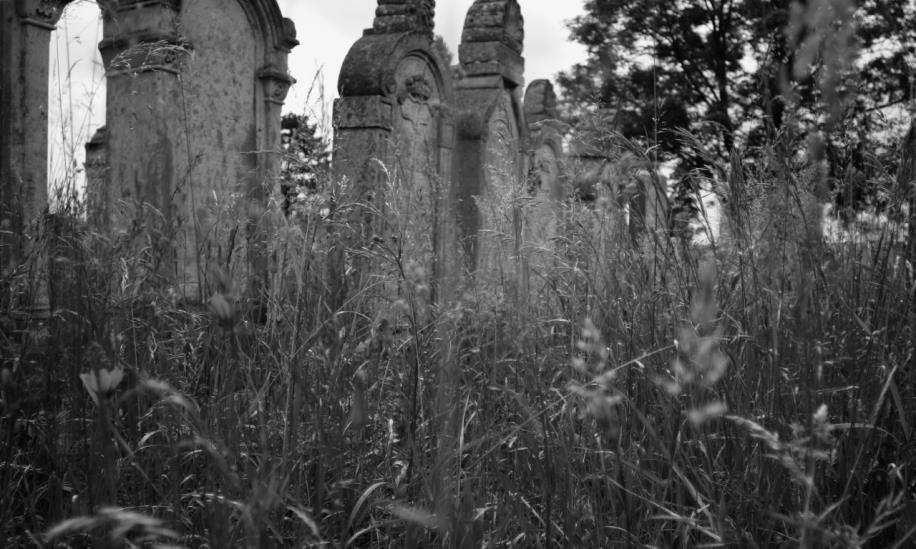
[3,116,914,547]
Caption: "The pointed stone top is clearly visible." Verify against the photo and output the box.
[367,0,435,37]
[461,0,523,54]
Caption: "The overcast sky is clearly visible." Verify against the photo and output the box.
[48,1,587,184]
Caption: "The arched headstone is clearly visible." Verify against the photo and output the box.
[98,0,297,299]
[332,0,455,306]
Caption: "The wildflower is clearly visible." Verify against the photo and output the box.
[80,367,125,406]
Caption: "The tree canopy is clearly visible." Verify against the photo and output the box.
[280,113,330,216]
[559,0,916,206]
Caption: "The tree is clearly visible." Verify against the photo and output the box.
[559,0,916,215]
[280,113,330,216]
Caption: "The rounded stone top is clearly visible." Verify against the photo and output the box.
[368,0,435,37]
[461,0,523,54]
[524,79,557,121]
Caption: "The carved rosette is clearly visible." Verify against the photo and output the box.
[259,66,296,105]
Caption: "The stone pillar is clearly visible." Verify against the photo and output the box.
[453,0,526,297]
[251,24,297,307]
[97,0,192,290]
[0,0,71,311]
[332,0,455,308]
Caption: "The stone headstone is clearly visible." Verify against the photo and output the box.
[97,0,297,300]
[453,0,526,297]
[2,0,297,305]
[521,80,565,295]
[333,0,456,307]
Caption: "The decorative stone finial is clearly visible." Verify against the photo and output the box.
[367,0,435,37]
[458,0,524,86]
[461,0,523,54]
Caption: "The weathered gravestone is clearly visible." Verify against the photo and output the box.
[333,0,456,308]
[453,0,526,299]
[521,79,565,296]
[91,0,298,299]
[1,0,297,304]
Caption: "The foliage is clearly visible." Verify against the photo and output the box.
[2,121,915,547]
[280,113,330,218]
[558,0,916,214]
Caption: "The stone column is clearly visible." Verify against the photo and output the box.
[97,0,192,291]
[0,0,71,312]
[251,35,297,305]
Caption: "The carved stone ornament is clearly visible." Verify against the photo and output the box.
[15,0,70,27]
[461,0,524,54]
[404,74,433,102]
[369,0,436,36]
[281,17,299,50]
[259,65,296,105]
[35,0,57,18]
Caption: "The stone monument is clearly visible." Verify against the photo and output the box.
[333,0,456,307]
[521,79,565,297]
[453,0,526,297]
